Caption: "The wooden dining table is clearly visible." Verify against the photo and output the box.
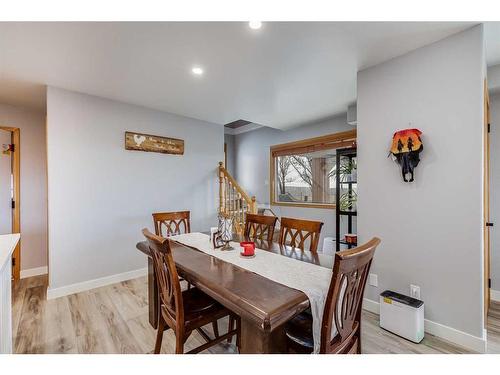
[136,233,334,353]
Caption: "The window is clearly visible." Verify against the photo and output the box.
[270,130,356,208]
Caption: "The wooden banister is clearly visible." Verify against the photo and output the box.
[218,162,257,234]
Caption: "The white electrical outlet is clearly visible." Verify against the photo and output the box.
[369,273,378,287]
[410,284,421,299]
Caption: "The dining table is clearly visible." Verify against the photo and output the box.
[136,232,334,354]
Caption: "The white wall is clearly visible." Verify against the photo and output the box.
[357,26,485,338]
[233,115,353,249]
[46,87,223,291]
[489,93,500,293]
[0,103,47,272]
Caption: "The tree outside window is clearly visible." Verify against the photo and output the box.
[275,151,336,204]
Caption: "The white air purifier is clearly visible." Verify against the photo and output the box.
[379,290,424,343]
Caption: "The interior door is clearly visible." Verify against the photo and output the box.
[0,129,12,235]
[484,80,491,318]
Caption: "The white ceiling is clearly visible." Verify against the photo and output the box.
[1,21,498,129]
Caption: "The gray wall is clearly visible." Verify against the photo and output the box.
[490,93,500,292]
[46,87,223,290]
[233,115,353,249]
[488,64,500,94]
[357,25,485,338]
[224,133,236,175]
[0,103,47,272]
[0,129,11,234]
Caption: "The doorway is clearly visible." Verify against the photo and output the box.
[484,81,500,353]
[484,80,491,318]
[0,126,20,280]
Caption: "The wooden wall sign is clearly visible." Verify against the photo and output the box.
[125,131,184,155]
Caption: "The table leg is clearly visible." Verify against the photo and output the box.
[239,318,287,353]
[147,257,159,329]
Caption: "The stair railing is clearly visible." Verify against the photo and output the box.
[218,162,257,234]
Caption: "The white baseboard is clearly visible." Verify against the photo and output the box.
[362,298,486,353]
[423,318,486,353]
[20,266,48,279]
[491,289,500,302]
[47,267,147,300]
[363,297,380,314]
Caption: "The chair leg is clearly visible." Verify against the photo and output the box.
[357,325,362,354]
[175,334,184,354]
[154,317,166,354]
[212,320,219,338]
[236,317,241,353]
[227,316,234,343]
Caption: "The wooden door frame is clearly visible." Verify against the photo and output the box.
[0,126,20,280]
[484,80,490,319]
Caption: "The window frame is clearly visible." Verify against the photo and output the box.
[269,129,357,209]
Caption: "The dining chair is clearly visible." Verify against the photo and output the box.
[284,237,381,354]
[152,211,191,237]
[278,217,324,252]
[224,213,279,341]
[244,213,278,241]
[142,228,240,354]
[153,211,191,289]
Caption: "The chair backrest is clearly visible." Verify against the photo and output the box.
[152,211,191,237]
[320,237,381,354]
[142,228,184,330]
[278,217,324,252]
[244,213,278,241]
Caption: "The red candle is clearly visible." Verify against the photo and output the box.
[240,242,255,256]
[243,245,251,255]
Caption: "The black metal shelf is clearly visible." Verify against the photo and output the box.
[335,147,357,252]
[338,240,357,248]
[339,210,357,216]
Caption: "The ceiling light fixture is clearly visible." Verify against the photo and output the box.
[249,21,262,30]
[191,67,204,76]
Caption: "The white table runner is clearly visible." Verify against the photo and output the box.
[169,232,333,353]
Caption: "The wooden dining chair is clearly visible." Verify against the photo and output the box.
[244,213,278,241]
[284,237,381,354]
[152,211,191,237]
[142,228,240,354]
[225,213,278,341]
[278,217,324,252]
[153,211,192,288]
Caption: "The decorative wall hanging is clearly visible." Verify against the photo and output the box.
[2,143,14,155]
[125,131,184,155]
[389,128,423,182]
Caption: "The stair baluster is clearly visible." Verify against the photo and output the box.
[218,162,257,234]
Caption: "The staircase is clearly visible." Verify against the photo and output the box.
[218,162,281,235]
[218,162,257,234]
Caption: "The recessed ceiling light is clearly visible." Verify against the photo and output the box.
[249,21,262,30]
[191,67,204,76]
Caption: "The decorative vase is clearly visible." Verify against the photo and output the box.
[217,214,233,250]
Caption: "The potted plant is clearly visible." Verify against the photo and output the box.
[339,158,357,182]
[339,189,357,211]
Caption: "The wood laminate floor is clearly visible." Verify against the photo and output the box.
[11,275,500,354]
[487,301,500,353]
